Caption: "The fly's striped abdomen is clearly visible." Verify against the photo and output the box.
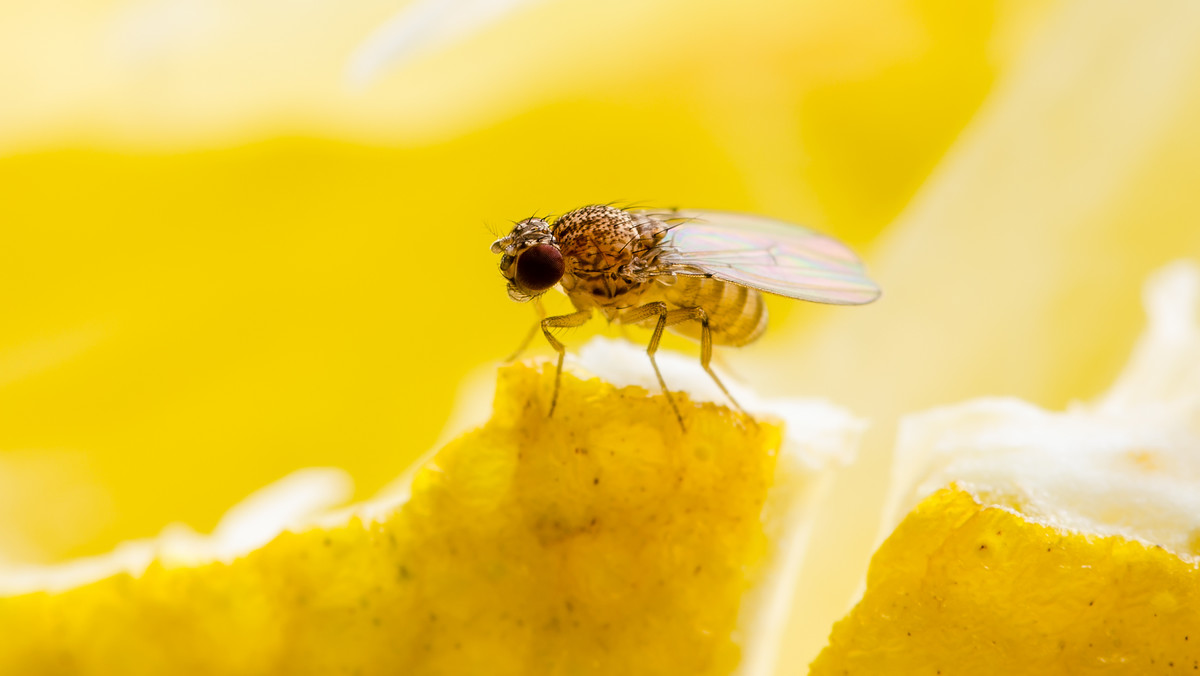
[658,276,767,347]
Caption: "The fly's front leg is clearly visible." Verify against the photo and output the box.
[505,297,547,362]
[541,309,592,417]
[620,302,685,430]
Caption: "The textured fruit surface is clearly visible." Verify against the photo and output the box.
[811,264,1200,675]
[0,362,784,675]
[811,487,1200,675]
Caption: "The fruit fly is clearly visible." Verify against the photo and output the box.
[490,205,880,428]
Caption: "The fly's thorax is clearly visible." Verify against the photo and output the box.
[554,205,668,308]
[657,275,768,347]
[553,205,667,273]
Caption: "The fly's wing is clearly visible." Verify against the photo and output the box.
[642,209,881,305]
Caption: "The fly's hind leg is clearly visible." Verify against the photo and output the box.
[540,309,592,417]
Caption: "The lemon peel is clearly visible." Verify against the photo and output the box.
[0,341,863,675]
[812,487,1200,675]
[811,262,1200,674]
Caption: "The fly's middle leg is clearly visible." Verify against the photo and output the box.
[623,304,749,426]
[688,308,747,417]
[540,309,592,417]
[620,302,692,430]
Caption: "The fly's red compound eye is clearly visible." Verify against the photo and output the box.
[515,243,565,292]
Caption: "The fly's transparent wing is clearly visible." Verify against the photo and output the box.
[643,209,881,305]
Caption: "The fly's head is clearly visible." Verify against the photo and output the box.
[490,217,565,302]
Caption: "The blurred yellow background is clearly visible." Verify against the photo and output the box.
[4,0,1200,670]
[0,0,1011,563]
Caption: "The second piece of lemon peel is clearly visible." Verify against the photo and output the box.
[811,260,1200,674]
[885,260,1200,558]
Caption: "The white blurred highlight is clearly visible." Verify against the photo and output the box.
[1099,261,1200,417]
[0,468,352,595]
[347,0,548,88]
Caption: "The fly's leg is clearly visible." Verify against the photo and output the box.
[625,305,749,420]
[620,302,685,430]
[690,308,747,417]
[541,309,592,417]
[505,297,547,362]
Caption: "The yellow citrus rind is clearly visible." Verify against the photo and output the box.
[812,487,1200,675]
[0,361,795,675]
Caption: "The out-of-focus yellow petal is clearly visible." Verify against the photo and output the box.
[0,0,1028,233]
[779,0,1200,414]
[0,131,750,563]
[0,1,1024,565]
